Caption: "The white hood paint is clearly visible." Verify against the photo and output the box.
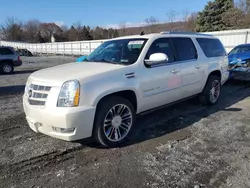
[29,62,124,84]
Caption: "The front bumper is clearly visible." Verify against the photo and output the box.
[230,71,250,81]
[221,69,230,85]
[23,95,96,141]
[228,61,250,80]
[218,63,230,85]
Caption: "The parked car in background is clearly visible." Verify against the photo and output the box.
[23,31,229,147]
[16,48,33,57]
[0,46,22,74]
[228,43,250,80]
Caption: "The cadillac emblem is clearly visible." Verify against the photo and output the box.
[28,89,33,98]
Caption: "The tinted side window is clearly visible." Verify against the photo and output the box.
[0,48,14,55]
[196,38,226,57]
[171,37,197,61]
[145,38,175,63]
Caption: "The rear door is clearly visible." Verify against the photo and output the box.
[170,37,204,97]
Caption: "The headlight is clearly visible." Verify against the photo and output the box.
[25,79,31,95]
[57,80,80,107]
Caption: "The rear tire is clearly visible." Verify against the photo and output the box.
[93,96,136,148]
[0,62,14,74]
[199,75,221,106]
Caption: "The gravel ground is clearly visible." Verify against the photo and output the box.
[1,56,250,188]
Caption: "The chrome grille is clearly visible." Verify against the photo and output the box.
[27,84,51,106]
[28,99,46,106]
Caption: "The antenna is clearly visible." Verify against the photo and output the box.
[140,31,145,35]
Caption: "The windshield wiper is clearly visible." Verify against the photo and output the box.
[83,58,94,62]
[97,59,118,64]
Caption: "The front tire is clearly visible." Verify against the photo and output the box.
[199,75,221,105]
[93,96,135,148]
[0,62,14,74]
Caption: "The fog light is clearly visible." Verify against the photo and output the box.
[52,127,75,133]
[35,122,42,127]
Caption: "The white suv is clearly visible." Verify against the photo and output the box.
[23,31,229,147]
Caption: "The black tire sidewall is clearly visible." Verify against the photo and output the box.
[93,96,136,148]
[0,63,14,74]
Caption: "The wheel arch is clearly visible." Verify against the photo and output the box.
[91,89,138,146]
[208,70,221,81]
[0,60,14,74]
[94,89,138,113]
[0,59,14,64]
[201,69,222,93]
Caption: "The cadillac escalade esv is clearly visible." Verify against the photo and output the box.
[23,31,229,147]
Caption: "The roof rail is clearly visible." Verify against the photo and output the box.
[160,31,212,36]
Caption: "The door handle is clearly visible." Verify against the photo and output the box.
[195,65,200,69]
[170,69,179,74]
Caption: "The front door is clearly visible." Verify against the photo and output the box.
[139,38,183,112]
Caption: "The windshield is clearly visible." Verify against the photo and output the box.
[229,45,250,55]
[85,38,148,65]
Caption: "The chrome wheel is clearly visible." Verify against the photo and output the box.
[103,104,133,142]
[3,64,12,73]
[210,80,220,103]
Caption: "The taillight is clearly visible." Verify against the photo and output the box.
[18,56,20,61]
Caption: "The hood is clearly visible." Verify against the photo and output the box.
[29,62,124,84]
[228,52,250,65]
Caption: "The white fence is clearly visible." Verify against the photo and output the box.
[0,39,106,55]
[1,29,250,55]
[205,29,250,52]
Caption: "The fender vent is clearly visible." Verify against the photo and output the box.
[125,72,135,79]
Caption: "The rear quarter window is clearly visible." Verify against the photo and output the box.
[196,38,226,58]
[0,48,14,55]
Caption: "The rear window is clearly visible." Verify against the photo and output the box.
[0,48,14,55]
[196,38,226,58]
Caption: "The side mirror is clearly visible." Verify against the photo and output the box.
[145,53,168,66]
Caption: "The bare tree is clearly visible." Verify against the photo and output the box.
[181,9,190,22]
[186,12,198,31]
[180,10,198,31]
[60,25,68,31]
[166,10,177,23]
[119,22,127,36]
[235,0,250,14]
[0,17,23,41]
[144,16,159,33]
[222,6,250,29]
[145,16,158,25]
[65,25,78,41]
[23,19,40,42]
[38,22,62,42]
[73,21,83,40]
